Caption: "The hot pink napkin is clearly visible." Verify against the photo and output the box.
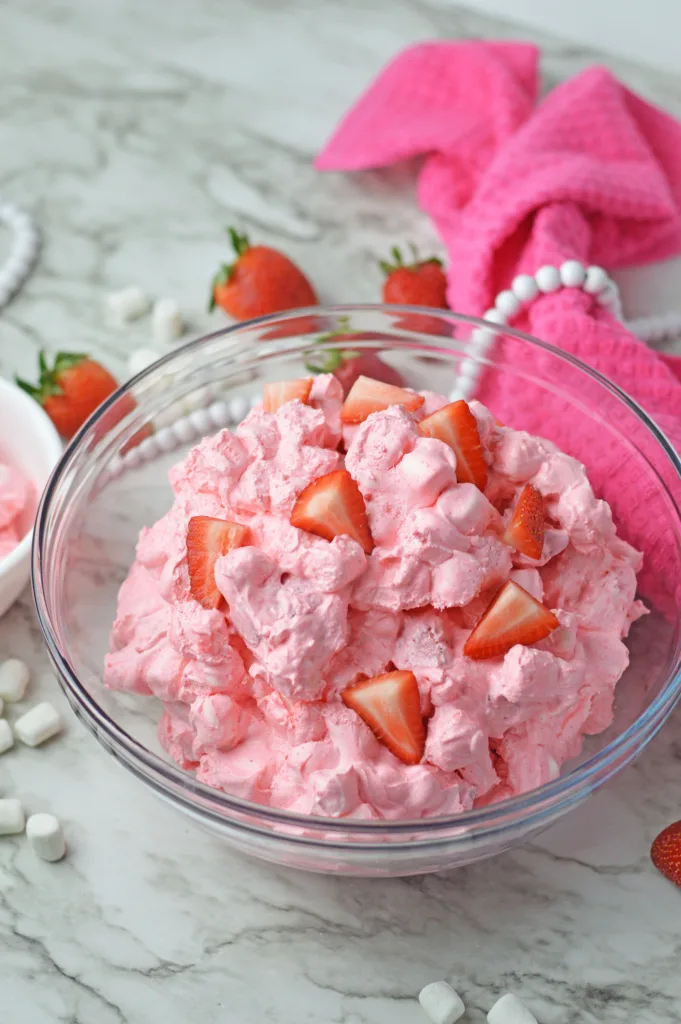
[317,42,681,612]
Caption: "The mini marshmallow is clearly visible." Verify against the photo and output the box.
[127,346,161,378]
[152,297,184,344]
[487,993,538,1024]
[0,658,29,702]
[26,813,66,862]
[0,718,13,754]
[106,285,150,324]
[14,702,62,747]
[0,798,25,835]
[419,981,466,1024]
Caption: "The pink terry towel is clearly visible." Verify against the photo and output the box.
[316,42,681,613]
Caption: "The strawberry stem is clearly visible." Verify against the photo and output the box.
[379,243,443,276]
[15,349,88,405]
[226,227,250,258]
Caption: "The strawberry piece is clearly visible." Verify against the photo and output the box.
[186,516,250,609]
[340,375,424,424]
[463,579,559,660]
[503,484,545,559]
[651,820,681,887]
[342,670,425,765]
[419,400,488,491]
[16,351,120,440]
[290,468,373,553]
[262,377,313,413]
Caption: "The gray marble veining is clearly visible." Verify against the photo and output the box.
[1,1,681,1021]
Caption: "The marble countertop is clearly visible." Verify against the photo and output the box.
[1,1,681,1022]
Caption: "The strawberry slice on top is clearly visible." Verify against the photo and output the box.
[186,516,251,609]
[463,579,559,660]
[503,484,545,559]
[340,375,424,424]
[342,670,425,765]
[290,469,373,553]
[262,377,313,414]
[418,400,488,491]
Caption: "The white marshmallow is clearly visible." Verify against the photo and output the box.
[26,813,66,862]
[0,658,29,702]
[14,702,62,747]
[152,297,184,344]
[535,265,561,293]
[487,993,538,1024]
[0,719,13,754]
[0,798,25,835]
[106,285,150,324]
[419,981,466,1024]
[127,346,161,378]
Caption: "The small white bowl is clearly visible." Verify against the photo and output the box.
[0,378,62,619]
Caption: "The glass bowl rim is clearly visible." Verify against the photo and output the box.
[31,303,681,837]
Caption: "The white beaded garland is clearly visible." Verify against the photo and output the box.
[172,417,197,445]
[208,401,231,429]
[583,265,610,294]
[0,201,41,311]
[494,289,521,319]
[228,395,249,422]
[188,408,212,437]
[559,260,586,288]
[535,265,561,293]
[483,307,506,325]
[511,274,539,302]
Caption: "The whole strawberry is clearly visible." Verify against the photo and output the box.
[210,228,317,320]
[381,245,448,308]
[16,351,119,439]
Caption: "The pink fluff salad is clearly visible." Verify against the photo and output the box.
[104,375,646,820]
[0,456,31,561]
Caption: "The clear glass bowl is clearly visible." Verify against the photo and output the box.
[32,306,681,876]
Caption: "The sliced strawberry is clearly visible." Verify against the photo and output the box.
[342,670,425,765]
[186,516,250,609]
[290,469,373,553]
[503,484,545,559]
[651,820,681,887]
[463,579,559,660]
[418,400,488,491]
[262,377,313,413]
[340,375,424,424]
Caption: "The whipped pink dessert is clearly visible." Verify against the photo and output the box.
[0,456,31,560]
[104,374,645,819]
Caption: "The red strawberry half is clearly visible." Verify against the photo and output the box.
[651,820,681,887]
[342,670,425,765]
[503,484,545,559]
[262,377,313,413]
[463,579,559,660]
[419,400,488,492]
[290,469,373,553]
[340,375,424,424]
[186,516,251,609]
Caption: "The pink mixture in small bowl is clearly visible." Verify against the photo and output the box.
[0,456,33,562]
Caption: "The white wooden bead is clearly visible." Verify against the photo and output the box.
[26,813,66,862]
[138,435,160,461]
[535,265,561,293]
[559,260,586,288]
[154,427,177,453]
[172,417,197,445]
[597,281,620,307]
[127,346,161,378]
[123,446,143,470]
[511,274,539,303]
[583,265,609,294]
[107,454,124,480]
[14,702,62,747]
[188,409,212,437]
[483,308,506,325]
[0,659,29,702]
[228,395,249,422]
[208,401,230,429]
[106,286,151,324]
[152,297,184,345]
[249,393,261,410]
[419,981,466,1024]
[494,290,521,319]
[0,719,13,754]
[0,798,25,835]
[487,993,538,1024]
